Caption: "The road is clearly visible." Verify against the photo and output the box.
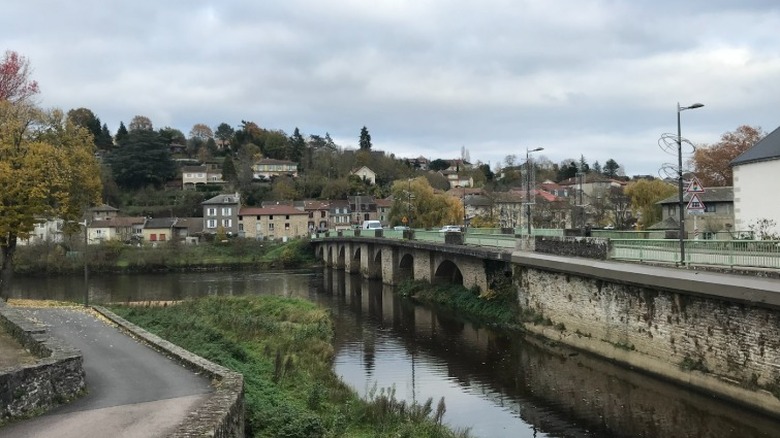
[0,308,212,438]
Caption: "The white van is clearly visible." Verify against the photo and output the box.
[362,220,382,230]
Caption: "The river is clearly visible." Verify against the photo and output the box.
[8,269,780,437]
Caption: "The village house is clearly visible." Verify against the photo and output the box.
[238,205,309,240]
[202,193,241,236]
[730,125,780,236]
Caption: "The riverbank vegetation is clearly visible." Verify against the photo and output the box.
[396,278,519,327]
[11,238,316,276]
[110,296,471,438]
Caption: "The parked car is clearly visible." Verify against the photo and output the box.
[362,220,382,230]
[438,225,462,233]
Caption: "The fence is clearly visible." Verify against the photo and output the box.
[313,228,780,270]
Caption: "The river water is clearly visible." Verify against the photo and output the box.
[8,269,780,437]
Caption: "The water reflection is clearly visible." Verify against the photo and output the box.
[9,269,780,437]
[322,269,780,438]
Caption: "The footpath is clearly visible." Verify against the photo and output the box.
[0,306,213,438]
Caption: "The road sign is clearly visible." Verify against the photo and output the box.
[686,176,705,194]
[402,216,408,224]
[686,193,705,212]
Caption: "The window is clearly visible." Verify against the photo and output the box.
[285,215,290,220]
[222,207,232,216]
[269,223,275,231]
[207,208,217,216]
[320,211,326,218]
[150,234,157,241]
[207,219,217,229]
[705,204,716,213]
[285,223,290,230]
[239,224,244,231]
[160,233,166,241]
[269,215,274,220]
[223,219,232,228]
[309,212,314,218]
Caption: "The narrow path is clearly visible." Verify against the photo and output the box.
[0,308,212,438]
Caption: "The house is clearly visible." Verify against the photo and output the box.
[464,194,493,224]
[328,200,352,231]
[172,217,204,243]
[89,216,145,244]
[408,156,430,170]
[202,193,241,236]
[16,218,65,246]
[375,198,392,226]
[142,218,177,243]
[300,200,331,232]
[731,126,780,236]
[441,169,474,189]
[252,159,298,181]
[493,191,525,229]
[653,187,734,239]
[89,204,119,221]
[182,165,224,189]
[238,205,309,240]
[349,195,378,226]
[350,166,377,185]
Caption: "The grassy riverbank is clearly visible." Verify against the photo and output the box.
[12,239,316,275]
[110,296,471,438]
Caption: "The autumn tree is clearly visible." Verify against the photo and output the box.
[1,103,102,300]
[691,125,765,187]
[0,50,39,103]
[359,126,372,150]
[190,123,213,140]
[388,177,462,228]
[128,115,153,132]
[624,179,676,229]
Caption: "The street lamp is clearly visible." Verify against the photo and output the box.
[526,147,544,236]
[677,102,704,264]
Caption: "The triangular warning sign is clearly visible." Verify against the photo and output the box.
[685,177,705,194]
[686,193,705,211]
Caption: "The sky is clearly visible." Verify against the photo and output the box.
[4,0,780,177]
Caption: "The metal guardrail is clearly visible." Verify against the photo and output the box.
[609,239,780,269]
[313,229,780,270]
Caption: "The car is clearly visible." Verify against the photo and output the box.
[438,225,462,233]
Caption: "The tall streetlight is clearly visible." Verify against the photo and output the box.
[526,147,544,236]
[677,102,704,264]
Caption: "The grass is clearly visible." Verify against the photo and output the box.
[396,280,519,327]
[110,296,471,438]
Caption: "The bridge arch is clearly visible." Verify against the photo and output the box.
[337,245,346,268]
[433,260,463,286]
[398,253,414,282]
[368,246,382,279]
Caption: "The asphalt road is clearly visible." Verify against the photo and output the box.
[0,308,213,438]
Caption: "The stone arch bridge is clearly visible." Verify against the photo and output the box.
[314,236,512,291]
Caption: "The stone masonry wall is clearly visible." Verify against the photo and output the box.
[93,306,245,438]
[534,236,609,260]
[0,306,86,423]
[517,266,780,417]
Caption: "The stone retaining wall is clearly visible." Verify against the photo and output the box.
[533,236,609,260]
[0,306,85,423]
[93,306,245,438]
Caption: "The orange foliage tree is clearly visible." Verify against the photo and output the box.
[690,125,765,187]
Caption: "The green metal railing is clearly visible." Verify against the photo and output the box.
[313,229,780,270]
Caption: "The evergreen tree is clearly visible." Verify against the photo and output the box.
[359,126,372,150]
[578,155,590,174]
[592,161,602,174]
[98,123,113,149]
[222,155,238,185]
[603,159,620,178]
[288,127,305,163]
[108,130,175,189]
[115,121,128,143]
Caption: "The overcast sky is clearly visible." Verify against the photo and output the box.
[4,1,780,177]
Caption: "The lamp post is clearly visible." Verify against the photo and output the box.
[526,147,544,236]
[677,102,704,264]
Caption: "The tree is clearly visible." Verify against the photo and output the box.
[128,115,153,132]
[606,186,633,229]
[107,129,175,189]
[624,179,676,229]
[388,178,462,228]
[97,123,113,149]
[578,155,590,174]
[429,159,449,171]
[691,125,765,187]
[0,50,39,103]
[189,123,213,140]
[592,161,602,174]
[115,121,128,143]
[556,159,578,181]
[288,127,305,163]
[603,159,620,178]
[214,122,234,149]
[222,155,237,186]
[359,126,372,150]
[1,103,102,300]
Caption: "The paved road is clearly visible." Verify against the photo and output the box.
[0,308,212,438]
